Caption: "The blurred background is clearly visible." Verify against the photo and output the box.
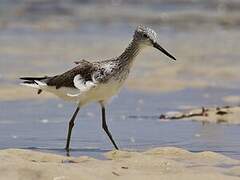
[1,0,240,97]
[0,0,240,158]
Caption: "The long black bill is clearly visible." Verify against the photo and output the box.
[153,42,176,61]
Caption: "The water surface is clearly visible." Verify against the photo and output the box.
[0,88,240,159]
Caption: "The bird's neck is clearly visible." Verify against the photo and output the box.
[118,39,143,65]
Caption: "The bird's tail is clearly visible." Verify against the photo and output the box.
[20,76,48,94]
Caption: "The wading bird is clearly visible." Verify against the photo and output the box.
[20,25,176,153]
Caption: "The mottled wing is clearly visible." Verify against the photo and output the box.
[91,59,117,83]
[47,60,95,89]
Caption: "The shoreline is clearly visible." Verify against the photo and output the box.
[1,147,240,180]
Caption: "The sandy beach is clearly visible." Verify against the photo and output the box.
[1,147,240,180]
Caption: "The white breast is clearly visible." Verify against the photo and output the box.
[78,79,124,105]
[43,79,124,106]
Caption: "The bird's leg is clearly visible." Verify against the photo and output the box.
[100,103,119,150]
[65,106,80,153]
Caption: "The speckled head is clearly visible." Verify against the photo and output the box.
[134,25,157,44]
[134,25,176,60]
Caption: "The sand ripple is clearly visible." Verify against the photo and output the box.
[1,147,240,180]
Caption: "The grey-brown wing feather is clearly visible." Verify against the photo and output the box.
[47,60,95,89]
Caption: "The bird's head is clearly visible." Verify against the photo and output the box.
[134,25,176,60]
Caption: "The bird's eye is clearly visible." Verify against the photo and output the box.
[143,34,148,38]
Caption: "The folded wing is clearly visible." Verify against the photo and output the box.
[47,60,96,89]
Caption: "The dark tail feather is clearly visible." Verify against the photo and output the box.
[22,80,37,84]
[20,76,48,81]
[20,76,48,95]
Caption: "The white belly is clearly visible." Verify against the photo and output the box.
[79,80,124,105]
[44,80,124,106]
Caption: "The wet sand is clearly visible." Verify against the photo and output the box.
[1,147,240,180]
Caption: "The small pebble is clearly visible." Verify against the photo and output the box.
[112,172,120,176]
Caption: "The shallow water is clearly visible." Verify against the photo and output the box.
[0,88,240,159]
